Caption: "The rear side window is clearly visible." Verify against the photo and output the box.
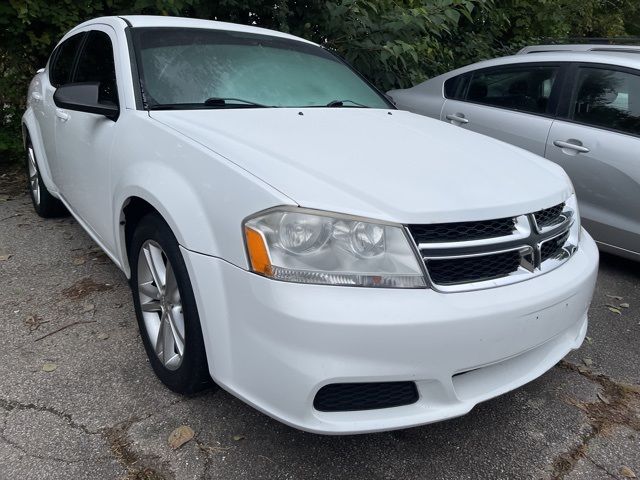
[49,33,85,88]
[465,65,559,115]
[74,31,118,105]
[444,74,470,100]
[572,67,640,136]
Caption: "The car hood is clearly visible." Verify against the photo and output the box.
[150,108,571,223]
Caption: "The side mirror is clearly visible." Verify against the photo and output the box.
[53,82,119,121]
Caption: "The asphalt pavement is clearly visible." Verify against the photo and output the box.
[0,165,638,480]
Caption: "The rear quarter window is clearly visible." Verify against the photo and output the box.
[49,33,85,88]
[444,74,469,99]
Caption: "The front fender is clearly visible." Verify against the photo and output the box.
[110,112,295,277]
[113,164,216,276]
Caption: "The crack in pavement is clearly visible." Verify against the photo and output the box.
[0,397,169,476]
[0,417,111,465]
[0,397,97,436]
[103,414,170,480]
[549,361,640,479]
[195,439,215,479]
[195,438,237,480]
[0,400,113,465]
[584,453,618,479]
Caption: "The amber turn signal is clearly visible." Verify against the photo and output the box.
[245,226,272,275]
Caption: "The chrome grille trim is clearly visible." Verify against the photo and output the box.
[539,230,573,265]
[417,216,532,250]
[408,202,577,293]
[532,203,566,233]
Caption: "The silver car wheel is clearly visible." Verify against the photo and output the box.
[137,240,185,370]
[27,146,40,205]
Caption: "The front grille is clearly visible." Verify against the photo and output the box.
[534,203,565,229]
[409,217,515,243]
[541,231,569,262]
[426,251,522,285]
[313,382,419,412]
[408,202,574,291]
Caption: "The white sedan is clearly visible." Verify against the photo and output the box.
[23,15,598,434]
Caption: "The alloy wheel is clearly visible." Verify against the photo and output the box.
[137,240,186,370]
[27,146,40,205]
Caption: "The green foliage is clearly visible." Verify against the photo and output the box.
[315,0,483,89]
[450,0,640,67]
[1,0,639,163]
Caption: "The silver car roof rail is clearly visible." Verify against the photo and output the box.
[517,44,640,55]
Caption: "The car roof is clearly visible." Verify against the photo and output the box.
[518,44,640,54]
[443,50,640,78]
[71,15,316,46]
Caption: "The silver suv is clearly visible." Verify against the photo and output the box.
[388,45,640,260]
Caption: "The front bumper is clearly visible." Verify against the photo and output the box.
[182,230,598,434]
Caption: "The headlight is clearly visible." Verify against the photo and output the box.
[243,208,426,288]
[566,193,581,246]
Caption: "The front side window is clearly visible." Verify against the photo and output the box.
[74,31,118,105]
[572,67,640,136]
[49,33,85,88]
[466,65,559,115]
[131,28,391,109]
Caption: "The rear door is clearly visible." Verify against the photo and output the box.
[54,26,121,249]
[545,63,640,255]
[441,63,566,156]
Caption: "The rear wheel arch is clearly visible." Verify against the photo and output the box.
[21,118,56,194]
[23,128,67,218]
[22,122,29,149]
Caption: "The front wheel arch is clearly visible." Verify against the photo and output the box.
[120,196,167,278]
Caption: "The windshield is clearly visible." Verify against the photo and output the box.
[131,27,391,109]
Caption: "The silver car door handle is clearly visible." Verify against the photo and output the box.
[445,114,469,124]
[553,140,589,153]
[55,109,69,122]
[31,91,42,101]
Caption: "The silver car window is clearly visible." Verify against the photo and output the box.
[466,66,559,115]
[572,67,640,136]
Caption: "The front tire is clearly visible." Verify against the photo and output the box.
[129,213,213,394]
[25,139,67,218]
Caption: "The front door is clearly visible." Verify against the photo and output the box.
[54,26,121,250]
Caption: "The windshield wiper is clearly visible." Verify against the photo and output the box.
[148,98,270,110]
[204,97,269,108]
[326,99,369,108]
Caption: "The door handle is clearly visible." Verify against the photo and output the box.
[31,91,42,101]
[55,109,69,122]
[445,113,469,124]
[553,140,589,153]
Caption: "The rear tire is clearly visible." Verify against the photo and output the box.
[25,138,67,218]
[129,213,213,394]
